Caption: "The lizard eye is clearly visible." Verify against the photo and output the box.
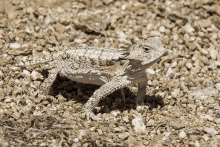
[143,46,150,52]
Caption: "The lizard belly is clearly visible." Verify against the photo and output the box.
[60,71,113,86]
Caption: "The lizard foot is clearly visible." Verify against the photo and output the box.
[82,109,99,121]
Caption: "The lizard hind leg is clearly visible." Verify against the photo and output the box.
[121,88,126,109]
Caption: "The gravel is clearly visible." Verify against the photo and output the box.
[0,0,220,146]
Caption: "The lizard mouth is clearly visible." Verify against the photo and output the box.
[142,57,161,68]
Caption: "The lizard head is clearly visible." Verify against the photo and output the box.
[126,37,166,69]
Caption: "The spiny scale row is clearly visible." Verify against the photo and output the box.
[19,46,129,68]
[66,46,129,62]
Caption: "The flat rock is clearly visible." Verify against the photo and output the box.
[132,116,146,132]
[199,19,211,28]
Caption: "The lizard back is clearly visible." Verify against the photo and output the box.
[58,46,131,85]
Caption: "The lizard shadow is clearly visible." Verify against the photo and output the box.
[50,75,165,114]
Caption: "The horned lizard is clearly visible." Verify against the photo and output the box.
[18,37,166,120]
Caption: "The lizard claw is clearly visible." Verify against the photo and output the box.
[82,109,99,121]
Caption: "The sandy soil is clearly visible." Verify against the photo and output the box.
[0,0,220,146]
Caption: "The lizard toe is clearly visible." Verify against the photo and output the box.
[83,109,99,121]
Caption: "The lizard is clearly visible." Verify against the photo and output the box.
[16,37,166,120]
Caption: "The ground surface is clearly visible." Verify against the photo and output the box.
[0,0,220,146]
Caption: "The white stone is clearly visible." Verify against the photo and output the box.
[110,110,120,117]
[171,89,180,98]
[0,70,4,77]
[165,1,172,5]
[10,66,19,71]
[216,135,220,141]
[173,33,179,40]
[147,24,154,31]
[163,132,172,137]
[202,134,209,141]
[79,130,87,137]
[159,26,165,32]
[136,105,144,112]
[94,39,99,43]
[171,61,177,67]
[157,92,165,98]
[209,49,218,60]
[26,99,32,105]
[179,131,186,138]
[15,79,20,83]
[146,69,155,74]
[30,83,37,88]
[204,115,214,121]
[209,45,215,50]
[73,138,79,143]
[190,36,195,41]
[150,31,161,36]
[74,39,83,44]
[184,24,194,33]
[22,56,28,62]
[10,43,21,49]
[56,6,64,13]
[209,62,217,70]
[48,47,55,51]
[38,15,44,20]
[123,115,129,123]
[27,7,35,13]
[89,127,96,132]
[116,31,126,40]
[200,49,208,55]
[114,127,121,132]
[204,127,218,135]
[4,97,13,102]
[31,71,43,80]
[215,61,220,66]
[194,140,200,147]
[45,15,51,25]
[25,27,31,34]
[146,119,154,127]
[148,80,153,85]
[185,62,193,69]
[132,116,146,132]
[22,44,29,48]
[23,70,30,76]
[166,67,175,78]
[33,111,42,116]
[118,132,129,140]
[212,33,217,39]
[121,4,126,10]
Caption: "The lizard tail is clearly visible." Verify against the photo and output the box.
[15,59,50,67]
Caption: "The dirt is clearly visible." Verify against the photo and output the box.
[0,0,220,146]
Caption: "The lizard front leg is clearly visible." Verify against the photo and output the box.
[136,76,148,106]
[83,76,131,120]
[39,60,62,95]
[39,69,59,95]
